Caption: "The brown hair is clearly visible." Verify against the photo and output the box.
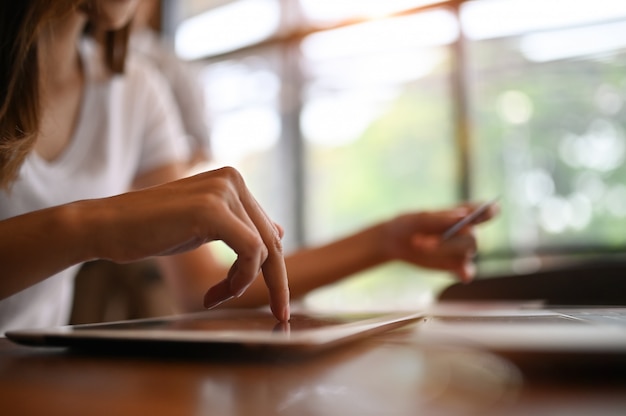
[0,1,130,189]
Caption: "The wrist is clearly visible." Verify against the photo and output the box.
[60,200,104,263]
[362,222,394,264]
[376,215,413,263]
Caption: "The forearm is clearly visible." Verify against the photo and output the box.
[285,223,389,299]
[0,202,94,300]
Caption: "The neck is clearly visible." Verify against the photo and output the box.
[38,11,87,87]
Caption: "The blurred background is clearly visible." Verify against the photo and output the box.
[73,0,626,321]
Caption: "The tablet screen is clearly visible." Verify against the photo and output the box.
[70,311,377,333]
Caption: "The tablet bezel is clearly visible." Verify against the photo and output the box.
[5,309,424,353]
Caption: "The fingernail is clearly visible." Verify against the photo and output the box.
[230,267,261,297]
[205,294,235,310]
[462,263,476,284]
[233,286,248,298]
[230,278,252,298]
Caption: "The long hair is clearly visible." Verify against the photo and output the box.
[0,1,130,189]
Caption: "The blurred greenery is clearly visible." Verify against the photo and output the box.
[301,30,626,308]
[305,78,457,243]
[205,11,626,310]
[300,54,460,308]
[470,36,626,260]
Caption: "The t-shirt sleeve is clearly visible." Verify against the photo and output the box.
[129,57,191,175]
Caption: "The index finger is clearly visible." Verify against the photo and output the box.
[229,172,290,322]
[248,196,290,322]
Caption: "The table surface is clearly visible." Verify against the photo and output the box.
[2,324,626,416]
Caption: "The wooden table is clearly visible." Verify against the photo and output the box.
[2,326,626,416]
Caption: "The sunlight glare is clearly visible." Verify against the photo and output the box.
[539,196,572,234]
[211,107,280,163]
[301,11,458,61]
[520,21,626,62]
[497,91,533,125]
[301,91,390,147]
[462,0,626,40]
[299,0,442,23]
[559,120,626,172]
[176,0,279,59]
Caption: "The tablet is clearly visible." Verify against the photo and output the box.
[5,309,423,354]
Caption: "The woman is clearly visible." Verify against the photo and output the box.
[0,0,289,329]
[0,0,495,333]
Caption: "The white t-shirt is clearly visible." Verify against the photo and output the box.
[0,40,190,334]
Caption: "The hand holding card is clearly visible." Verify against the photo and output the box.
[442,198,500,241]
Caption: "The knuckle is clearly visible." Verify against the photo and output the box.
[254,235,269,260]
[245,233,282,262]
[259,242,269,261]
[250,235,269,262]
[216,166,244,186]
[249,232,267,253]
[235,234,266,263]
[208,167,248,200]
[267,233,284,255]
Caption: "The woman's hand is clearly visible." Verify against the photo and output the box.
[382,203,498,283]
[88,166,290,321]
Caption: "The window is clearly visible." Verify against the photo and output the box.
[462,0,626,274]
[172,0,626,309]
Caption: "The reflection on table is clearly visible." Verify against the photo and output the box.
[2,324,626,415]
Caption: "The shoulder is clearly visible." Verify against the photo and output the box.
[121,52,172,100]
